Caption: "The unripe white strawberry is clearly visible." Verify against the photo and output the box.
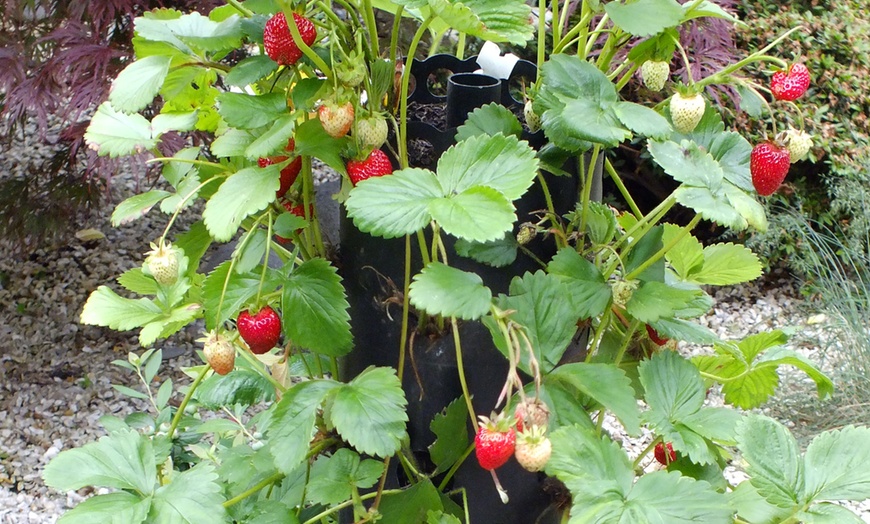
[318,101,354,138]
[144,241,179,286]
[355,115,389,149]
[524,100,541,133]
[783,128,812,162]
[201,331,235,375]
[611,279,638,309]
[641,61,669,91]
[514,426,552,472]
[669,93,706,134]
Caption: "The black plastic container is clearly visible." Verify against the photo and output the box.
[338,54,598,523]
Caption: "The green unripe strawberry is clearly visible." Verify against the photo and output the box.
[355,116,389,149]
[337,52,366,87]
[782,128,812,162]
[611,279,638,309]
[669,93,705,134]
[641,61,669,91]
[144,241,179,286]
[524,100,541,133]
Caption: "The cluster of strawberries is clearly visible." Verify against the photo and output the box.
[474,399,553,475]
[642,60,812,197]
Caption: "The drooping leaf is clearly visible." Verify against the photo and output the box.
[112,190,172,227]
[85,102,157,157]
[345,168,443,239]
[110,55,172,114]
[202,165,280,241]
[549,363,641,435]
[269,379,339,474]
[43,429,156,495]
[454,233,518,268]
[454,103,523,142]
[80,286,162,331]
[135,12,244,54]
[409,262,492,320]
[674,185,748,230]
[211,128,257,158]
[150,464,229,523]
[757,347,833,403]
[429,186,516,242]
[245,114,296,159]
[613,101,673,139]
[281,258,352,356]
[737,414,804,508]
[648,317,720,345]
[330,366,408,458]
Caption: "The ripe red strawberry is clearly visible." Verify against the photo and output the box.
[654,441,677,466]
[237,305,282,354]
[669,93,705,134]
[515,426,552,472]
[144,241,179,286]
[202,331,235,375]
[646,325,669,346]
[750,142,790,196]
[347,149,393,185]
[318,101,354,138]
[514,398,550,433]
[258,138,302,198]
[475,414,516,471]
[263,12,317,66]
[770,63,810,102]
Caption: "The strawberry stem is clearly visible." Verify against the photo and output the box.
[452,316,479,433]
[490,469,510,504]
[166,365,209,439]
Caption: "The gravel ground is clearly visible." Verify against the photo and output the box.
[1,123,867,522]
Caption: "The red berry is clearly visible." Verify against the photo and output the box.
[347,149,393,186]
[475,414,516,471]
[654,442,677,466]
[263,12,317,66]
[237,305,282,354]
[770,63,810,102]
[646,325,669,346]
[750,142,791,196]
[258,139,302,198]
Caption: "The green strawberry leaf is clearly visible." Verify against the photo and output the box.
[584,201,619,245]
[216,92,287,129]
[640,350,705,422]
[648,139,725,191]
[803,425,870,502]
[455,103,523,142]
[682,0,741,24]
[494,271,586,373]
[647,317,720,345]
[306,449,385,506]
[409,262,493,320]
[150,463,229,523]
[674,185,748,230]
[269,379,339,474]
[606,470,732,523]
[538,380,596,431]
[202,165,281,242]
[345,168,442,239]
[691,242,763,285]
[429,186,516,242]
[201,261,267,330]
[109,55,172,114]
[548,363,642,435]
[545,424,634,496]
[117,268,159,296]
[281,258,352,356]
[245,114,296,159]
[728,481,794,524]
[624,224,665,282]
[195,369,276,409]
[330,367,408,458]
[80,286,162,331]
[428,0,533,45]
[377,480,446,524]
[429,397,470,474]
[546,247,612,319]
[85,102,157,157]
[225,55,278,87]
[437,133,539,201]
[613,101,673,139]
[112,190,172,227]
[737,414,804,509]
[56,492,150,524]
[662,224,705,280]
[605,0,684,36]
[626,281,704,322]
[454,233,518,268]
[798,503,867,524]
[134,12,244,54]
[211,128,257,158]
[43,429,156,494]
[293,118,349,175]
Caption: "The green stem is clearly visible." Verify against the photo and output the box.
[624,214,701,281]
[577,146,601,240]
[537,0,547,69]
[398,234,412,382]
[632,437,662,470]
[282,7,332,77]
[300,155,325,257]
[158,176,225,247]
[167,365,209,439]
[584,307,612,362]
[553,12,592,54]
[224,472,285,508]
[614,62,640,92]
[672,35,695,86]
[255,213,273,306]
[226,0,254,17]
[605,158,642,219]
[399,17,435,168]
[610,195,676,254]
[613,318,640,367]
[535,171,564,247]
[456,32,466,60]
[438,443,475,491]
[237,347,287,392]
[389,6,404,66]
[696,27,802,89]
[361,0,381,60]
[452,317,479,433]
[301,489,405,524]
[577,0,591,58]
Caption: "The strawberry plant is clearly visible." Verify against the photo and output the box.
[42,0,870,522]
